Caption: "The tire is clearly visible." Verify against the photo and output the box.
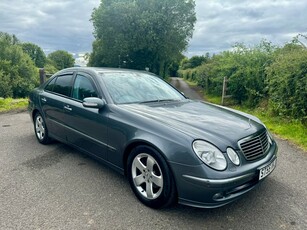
[34,112,51,144]
[127,145,177,209]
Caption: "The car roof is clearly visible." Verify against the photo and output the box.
[57,67,153,76]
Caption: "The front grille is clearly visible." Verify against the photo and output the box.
[239,131,269,161]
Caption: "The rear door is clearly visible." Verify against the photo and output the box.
[40,72,74,141]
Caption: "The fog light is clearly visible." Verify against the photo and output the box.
[227,148,240,166]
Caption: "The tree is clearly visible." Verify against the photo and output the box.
[44,58,59,74]
[0,32,19,46]
[90,0,196,77]
[21,42,46,68]
[180,55,208,70]
[87,39,106,67]
[0,70,13,97]
[0,32,38,98]
[47,50,74,70]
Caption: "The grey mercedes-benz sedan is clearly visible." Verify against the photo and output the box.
[28,67,277,209]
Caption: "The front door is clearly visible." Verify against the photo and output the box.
[63,73,109,160]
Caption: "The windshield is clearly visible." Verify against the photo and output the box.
[100,72,185,104]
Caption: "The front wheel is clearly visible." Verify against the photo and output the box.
[34,112,51,144]
[127,145,177,209]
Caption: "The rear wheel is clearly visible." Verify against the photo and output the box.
[34,112,51,144]
[127,145,177,209]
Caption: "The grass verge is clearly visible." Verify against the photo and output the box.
[183,79,307,151]
[0,98,28,113]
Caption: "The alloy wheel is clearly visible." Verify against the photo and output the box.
[131,153,164,200]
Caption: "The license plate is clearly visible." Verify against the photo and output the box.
[259,159,276,180]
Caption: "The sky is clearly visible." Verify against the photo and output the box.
[0,0,306,58]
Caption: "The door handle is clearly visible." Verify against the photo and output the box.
[64,105,72,111]
[41,97,47,103]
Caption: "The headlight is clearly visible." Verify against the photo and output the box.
[226,148,240,165]
[192,140,227,171]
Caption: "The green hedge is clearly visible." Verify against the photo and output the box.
[179,41,307,120]
[266,44,307,119]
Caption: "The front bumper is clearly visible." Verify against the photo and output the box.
[169,141,278,208]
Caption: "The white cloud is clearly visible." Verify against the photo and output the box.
[186,0,307,56]
[0,0,100,54]
[0,0,306,57]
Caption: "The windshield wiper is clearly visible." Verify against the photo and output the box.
[139,99,179,104]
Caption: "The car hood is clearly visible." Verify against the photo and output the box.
[120,100,265,149]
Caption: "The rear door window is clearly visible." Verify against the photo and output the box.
[45,77,56,92]
[49,74,73,97]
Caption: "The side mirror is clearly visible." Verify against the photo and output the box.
[82,97,105,109]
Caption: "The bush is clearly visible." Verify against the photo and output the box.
[0,32,38,98]
[195,62,223,95]
[0,70,13,97]
[178,68,197,81]
[266,44,307,119]
[178,39,307,120]
[182,42,274,106]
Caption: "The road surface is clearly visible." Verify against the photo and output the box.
[170,77,203,100]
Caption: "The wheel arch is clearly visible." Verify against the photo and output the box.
[123,140,171,177]
[32,109,40,121]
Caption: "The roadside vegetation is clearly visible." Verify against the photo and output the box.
[0,98,28,113]
[180,36,307,151]
[0,32,74,100]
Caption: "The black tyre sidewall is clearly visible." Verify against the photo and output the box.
[127,145,177,209]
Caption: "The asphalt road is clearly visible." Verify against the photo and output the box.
[0,80,306,229]
[170,77,203,100]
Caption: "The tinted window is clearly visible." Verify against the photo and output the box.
[53,74,73,97]
[45,77,56,92]
[72,74,97,101]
